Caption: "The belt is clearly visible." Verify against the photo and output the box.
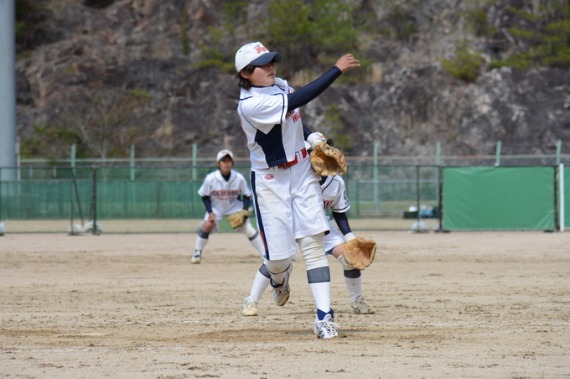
[276,148,307,169]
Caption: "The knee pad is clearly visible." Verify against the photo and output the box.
[265,258,292,275]
[259,262,271,279]
[297,233,328,271]
[239,221,258,240]
[337,255,355,271]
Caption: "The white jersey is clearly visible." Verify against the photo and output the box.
[237,77,306,170]
[321,175,350,215]
[197,169,251,217]
[321,175,351,252]
[238,77,329,260]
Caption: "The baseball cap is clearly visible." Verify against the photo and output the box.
[235,42,281,73]
[216,149,234,162]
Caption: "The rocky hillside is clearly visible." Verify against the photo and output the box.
[15,0,570,161]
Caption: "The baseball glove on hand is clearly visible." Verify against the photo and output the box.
[310,142,347,176]
[343,237,377,270]
[227,210,249,229]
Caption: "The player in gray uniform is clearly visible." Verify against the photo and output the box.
[241,169,374,317]
[235,41,360,338]
[192,149,265,264]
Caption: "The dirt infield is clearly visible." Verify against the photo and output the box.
[1,231,569,379]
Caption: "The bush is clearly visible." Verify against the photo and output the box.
[440,43,483,83]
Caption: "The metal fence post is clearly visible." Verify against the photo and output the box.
[130,144,135,181]
[0,167,3,235]
[91,167,99,235]
[192,143,198,215]
[495,141,502,166]
[560,163,565,232]
[373,141,379,214]
[437,165,444,232]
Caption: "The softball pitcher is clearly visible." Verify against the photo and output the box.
[235,41,360,338]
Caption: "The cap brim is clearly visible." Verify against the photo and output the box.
[250,52,281,67]
[218,154,233,161]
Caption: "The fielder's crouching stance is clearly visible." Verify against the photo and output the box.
[192,149,265,264]
[235,41,360,338]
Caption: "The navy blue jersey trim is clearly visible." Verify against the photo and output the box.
[255,125,288,167]
[251,171,269,259]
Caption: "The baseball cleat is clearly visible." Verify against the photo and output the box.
[350,295,375,314]
[241,296,258,316]
[271,264,292,306]
[313,313,339,339]
[191,250,202,264]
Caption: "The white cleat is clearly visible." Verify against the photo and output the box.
[241,296,258,316]
[350,295,375,314]
[191,250,201,264]
[313,313,339,339]
[271,264,292,306]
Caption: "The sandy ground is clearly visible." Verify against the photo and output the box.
[0,231,569,379]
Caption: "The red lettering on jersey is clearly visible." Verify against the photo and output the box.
[286,109,300,122]
[211,189,239,200]
[264,174,274,180]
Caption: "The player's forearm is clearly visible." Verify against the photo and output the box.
[287,67,342,111]
[242,195,252,210]
[332,211,352,236]
[201,196,213,213]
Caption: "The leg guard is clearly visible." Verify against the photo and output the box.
[337,255,356,272]
[265,258,292,285]
[297,233,328,270]
[299,233,331,314]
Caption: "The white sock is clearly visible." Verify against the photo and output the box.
[249,270,270,302]
[344,275,362,301]
[309,281,331,313]
[194,235,208,251]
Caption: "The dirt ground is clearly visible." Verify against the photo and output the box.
[0,230,569,379]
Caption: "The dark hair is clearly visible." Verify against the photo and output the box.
[236,64,256,90]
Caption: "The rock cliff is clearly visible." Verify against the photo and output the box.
[15,0,570,160]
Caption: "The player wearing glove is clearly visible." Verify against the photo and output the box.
[192,149,265,264]
[236,41,360,338]
[306,132,347,176]
[227,209,250,229]
[343,237,377,270]
[319,174,376,314]
[241,172,376,318]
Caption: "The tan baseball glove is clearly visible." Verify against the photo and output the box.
[227,209,250,229]
[343,237,377,270]
[310,141,347,176]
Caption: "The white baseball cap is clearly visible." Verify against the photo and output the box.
[235,42,281,73]
[216,149,234,162]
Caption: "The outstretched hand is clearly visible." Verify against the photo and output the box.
[335,54,360,74]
